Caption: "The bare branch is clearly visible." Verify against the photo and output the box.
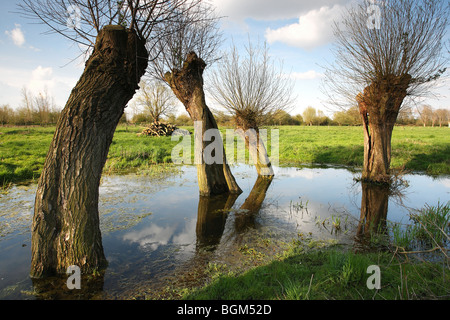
[134,79,177,121]
[146,1,223,82]
[208,39,296,128]
[322,0,449,110]
[17,0,207,52]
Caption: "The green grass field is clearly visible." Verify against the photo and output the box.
[276,125,450,174]
[1,125,449,186]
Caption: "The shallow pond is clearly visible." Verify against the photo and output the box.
[0,165,448,299]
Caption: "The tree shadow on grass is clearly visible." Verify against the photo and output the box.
[404,144,450,175]
[310,143,449,176]
[0,162,34,185]
[312,145,364,168]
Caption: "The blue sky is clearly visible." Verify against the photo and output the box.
[1,0,449,118]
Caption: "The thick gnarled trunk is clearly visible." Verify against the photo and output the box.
[360,116,395,183]
[165,52,241,196]
[357,74,411,184]
[31,26,148,278]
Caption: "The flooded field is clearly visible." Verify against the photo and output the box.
[0,165,448,299]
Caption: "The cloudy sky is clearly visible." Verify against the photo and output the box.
[1,0,449,117]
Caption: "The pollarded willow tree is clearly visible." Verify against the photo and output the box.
[209,40,295,177]
[18,0,210,278]
[134,79,177,122]
[147,4,242,196]
[323,0,449,183]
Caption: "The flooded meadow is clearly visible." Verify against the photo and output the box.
[0,164,448,299]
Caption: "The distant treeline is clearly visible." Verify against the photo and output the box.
[1,101,448,127]
[111,104,450,127]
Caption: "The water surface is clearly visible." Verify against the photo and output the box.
[0,165,448,299]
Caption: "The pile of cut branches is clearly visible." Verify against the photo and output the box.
[139,121,178,137]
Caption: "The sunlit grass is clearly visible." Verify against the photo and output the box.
[1,124,449,186]
[273,126,450,173]
[183,221,450,300]
[181,201,450,300]
[184,238,450,300]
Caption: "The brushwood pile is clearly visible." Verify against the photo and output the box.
[138,121,178,137]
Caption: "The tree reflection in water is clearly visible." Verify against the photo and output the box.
[196,193,239,250]
[354,181,406,251]
[235,176,273,232]
[31,272,105,300]
[196,175,274,249]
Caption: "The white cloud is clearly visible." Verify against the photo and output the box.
[29,66,54,90]
[265,5,344,50]
[0,65,79,108]
[123,224,176,249]
[5,24,25,47]
[211,0,349,22]
[440,179,450,189]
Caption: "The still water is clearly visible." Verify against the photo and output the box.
[0,165,448,299]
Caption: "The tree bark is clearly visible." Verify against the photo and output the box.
[31,25,148,278]
[235,123,274,178]
[357,74,411,184]
[165,52,242,196]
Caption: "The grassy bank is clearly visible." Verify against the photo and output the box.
[1,124,449,186]
[0,125,180,186]
[183,241,449,300]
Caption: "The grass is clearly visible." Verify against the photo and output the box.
[181,201,450,300]
[0,126,55,185]
[104,125,181,173]
[0,125,184,186]
[1,124,449,186]
[183,239,449,300]
[391,201,450,251]
[275,126,450,173]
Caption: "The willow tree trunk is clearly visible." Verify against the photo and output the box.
[235,124,274,178]
[357,74,411,184]
[31,25,148,278]
[165,52,241,196]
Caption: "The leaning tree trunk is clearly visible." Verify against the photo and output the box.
[165,52,241,196]
[31,25,148,278]
[234,118,274,178]
[357,74,411,184]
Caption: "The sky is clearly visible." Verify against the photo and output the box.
[0,0,449,118]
